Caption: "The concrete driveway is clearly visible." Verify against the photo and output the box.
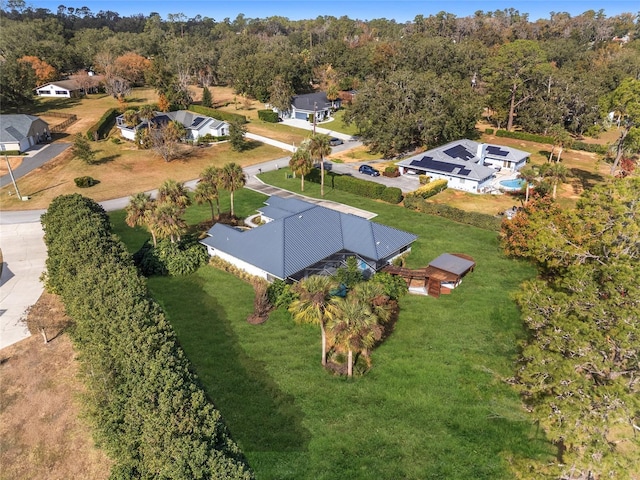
[0,222,46,349]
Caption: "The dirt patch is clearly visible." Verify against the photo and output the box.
[0,292,112,480]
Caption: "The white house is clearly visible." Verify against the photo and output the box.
[116,110,229,142]
[0,114,50,152]
[35,75,103,98]
[200,196,417,282]
[276,91,341,123]
[396,139,529,194]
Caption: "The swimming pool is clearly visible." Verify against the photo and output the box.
[499,178,527,191]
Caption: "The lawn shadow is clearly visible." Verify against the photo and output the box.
[569,167,605,194]
[93,154,120,164]
[30,97,82,113]
[150,275,312,453]
[241,139,263,151]
[28,181,68,196]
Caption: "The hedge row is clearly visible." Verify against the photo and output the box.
[408,179,448,199]
[87,108,118,141]
[305,168,403,203]
[403,195,502,231]
[495,129,608,154]
[257,109,279,122]
[41,194,254,480]
[189,105,247,124]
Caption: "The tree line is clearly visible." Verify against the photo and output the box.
[41,194,254,479]
[1,5,639,158]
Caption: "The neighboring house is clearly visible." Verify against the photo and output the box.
[116,110,229,141]
[276,91,341,123]
[0,114,50,152]
[396,139,529,194]
[200,195,418,282]
[35,75,103,98]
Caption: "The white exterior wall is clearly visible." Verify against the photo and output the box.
[119,128,137,141]
[36,84,72,98]
[206,247,272,280]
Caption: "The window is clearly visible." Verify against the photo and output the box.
[55,90,67,95]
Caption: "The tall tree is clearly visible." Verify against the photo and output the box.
[289,275,337,367]
[288,145,312,191]
[125,192,157,246]
[505,178,640,478]
[308,133,331,197]
[228,119,247,152]
[194,165,222,223]
[268,74,294,113]
[483,40,550,131]
[71,133,97,164]
[220,162,245,217]
[539,162,569,200]
[150,121,185,162]
[606,78,640,176]
[201,86,213,107]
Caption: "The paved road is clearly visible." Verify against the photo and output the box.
[0,120,416,350]
[0,143,71,189]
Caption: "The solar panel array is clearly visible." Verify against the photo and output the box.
[486,145,509,157]
[190,117,205,127]
[443,144,475,161]
[410,156,457,173]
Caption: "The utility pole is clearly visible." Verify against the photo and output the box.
[2,145,22,200]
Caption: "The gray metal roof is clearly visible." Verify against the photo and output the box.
[0,115,48,143]
[292,92,334,112]
[428,253,475,276]
[201,196,417,279]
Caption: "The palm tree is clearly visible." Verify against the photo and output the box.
[548,125,572,163]
[125,192,158,245]
[289,146,313,191]
[288,275,337,367]
[158,179,191,209]
[518,165,538,204]
[539,162,568,200]
[327,295,381,377]
[122,109,140,128]
[152,202,187,243]
[137,104,156,132]
[308,134,331,197]
[221,162,246,217]
[194,166,222,223]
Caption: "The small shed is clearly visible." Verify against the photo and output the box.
[382,253,475,298]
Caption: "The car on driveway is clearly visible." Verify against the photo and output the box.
[359,164,380,176]
[329,137,344,146]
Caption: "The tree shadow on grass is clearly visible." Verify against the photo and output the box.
[93,153,120,165]
[149,275,311,453]
[569,167,605,194]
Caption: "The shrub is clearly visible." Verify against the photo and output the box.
[572,141,608,155]
[188,105,247,124]
[409,179,448,199]
[0,150,21,155]
[86,108,118,141]
[74,176,98,188]
[381,187,403,204]
[258,109,279,123]
[133,237,208,276]
[419,175,431,185]
[485,128,495,135]
[266,279,297,309]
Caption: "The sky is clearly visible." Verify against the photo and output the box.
[21,1,640,23]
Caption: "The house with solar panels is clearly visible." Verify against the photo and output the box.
[396,139,529,194]
[116,110,229,141]
[200,196,418,282]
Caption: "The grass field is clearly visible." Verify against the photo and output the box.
[110,186,553,480]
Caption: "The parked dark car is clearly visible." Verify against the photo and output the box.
[359,164,380,176]
[314,161,332,171]
[329,137,344,146]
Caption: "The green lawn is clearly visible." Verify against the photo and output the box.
[112,184,553,479]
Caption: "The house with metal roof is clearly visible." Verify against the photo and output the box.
[200,196,417,282]
[116,110,229,141]
[35,74,103,98]
[396,139,529,194]
[0,114,50,153]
